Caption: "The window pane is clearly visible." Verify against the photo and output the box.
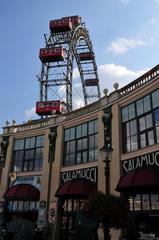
[16,161,23,172]
[30,201,36,211]
[77,153,81,164]
[131,136,138,151]
[151,194,159,210]
[82,123,87,137]
[88,121,94,135]
[7,201,13,211]
[142,194,150,210]
[14,139,25,150]
[148,131,154,146]
[29,161,34,171]
[89,135,95,148]
[70,141,75,153]
[82,151,87,163]
[129,197,133,211]
[154,108,159,126]
[122,107,128,122]
[12,150,24,172]
[152,89,159,108]
[134,194,141,210]
[64,155,69,166]
[70,153,75,165]
[130,120,137,135]
[128,103,135,120]
[70,128,75,140]
[12,201,18,212]
[140,133,146,148]
[36,136,44,147]
[25,150,34,160]
[25,137,35,149]
[76,125,81,139]
[18,201,24,212]
[126,138,131,152]
[143,95,151,113]
[77,139,82,151]
[146,114,153,129]
[156,126,159,143]
[139,117,146,131]
[24,201,29,211]
[89,150,95,162]
[83,138,87,149]
[126,123,130,137]
[64,129,70,141]
[137,99,143,116]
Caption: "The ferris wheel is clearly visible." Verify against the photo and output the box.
[36,16,101,116]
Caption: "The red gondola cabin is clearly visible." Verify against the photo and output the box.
[50,18,72,33]
[39,47,64,63]
[62,15,81,27]
[85,79,98,86]
[79,52,94,61]
[36,100,66,116]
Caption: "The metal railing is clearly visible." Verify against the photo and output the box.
[118,64,159,97]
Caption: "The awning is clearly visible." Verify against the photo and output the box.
[55,180,97,198]
[116,167,159,193]
[4,184,40,200]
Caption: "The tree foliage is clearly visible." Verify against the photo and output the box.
[82,191,129,229]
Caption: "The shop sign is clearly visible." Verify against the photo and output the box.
[48,201,56,224]
[11,175,41,189]
[61,167,97,184]
[122,151,159,175]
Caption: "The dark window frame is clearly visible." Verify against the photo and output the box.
[122,89,159,153]
[12,136,44,172]
[63,119,98,166]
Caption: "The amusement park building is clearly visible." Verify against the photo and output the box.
[0,64,159,240]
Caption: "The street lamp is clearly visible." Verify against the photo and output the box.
[100,146,113,195]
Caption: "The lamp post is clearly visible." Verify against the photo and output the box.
[100,146,113,196]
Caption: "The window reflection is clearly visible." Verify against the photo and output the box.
[129,193,159,211]
[122,90,159,153]
[142,194,150,210]
[151,194,159,210]
[63,119,98,166]
[134,194,141,210]
[13,136,44,172]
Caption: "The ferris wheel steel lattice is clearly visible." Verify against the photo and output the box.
[36,15,101,116]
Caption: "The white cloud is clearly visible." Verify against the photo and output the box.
[25,107,36,120]
[98,63,148,94]
[120,0,130,3]
[106,38,145,54]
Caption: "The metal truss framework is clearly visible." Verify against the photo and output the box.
[38,19,101,112]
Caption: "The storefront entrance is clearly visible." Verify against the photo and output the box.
[55,179,97,240]
[116,166,159,240]
[135,213,159,239]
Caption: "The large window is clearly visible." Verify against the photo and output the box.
[7,200,39,213]
[129,193,159,211]
[122,89,159,153]
[12,136,44,172]
[63,120,98,166]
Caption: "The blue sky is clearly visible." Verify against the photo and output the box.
[0,0,159,132]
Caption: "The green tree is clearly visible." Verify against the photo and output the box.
[82,191,129,240]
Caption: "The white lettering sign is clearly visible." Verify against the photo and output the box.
[61,167,97,183]
[122,151,159,174]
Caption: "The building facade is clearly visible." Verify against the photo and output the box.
[0,64,159,240]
